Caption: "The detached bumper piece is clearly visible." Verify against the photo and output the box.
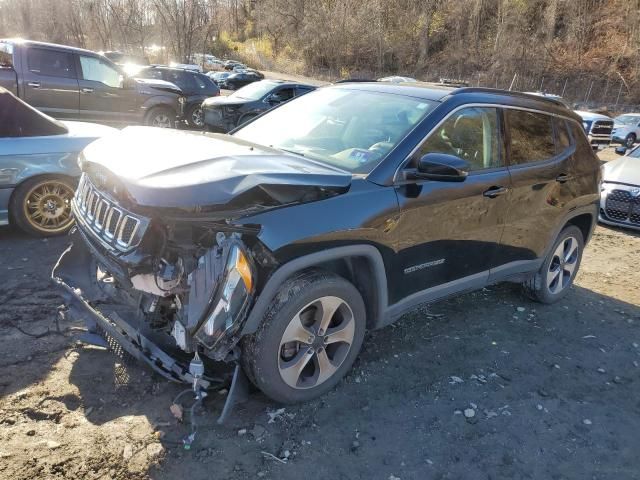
[52,239,209,386]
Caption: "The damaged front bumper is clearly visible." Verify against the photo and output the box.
[52,238,211,386]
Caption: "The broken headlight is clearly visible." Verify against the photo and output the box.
[194,244,254,351]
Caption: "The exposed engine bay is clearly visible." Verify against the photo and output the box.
[55,214,266,364]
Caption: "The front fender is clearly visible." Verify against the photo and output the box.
[140,95,181,118]
[0,151,80,189]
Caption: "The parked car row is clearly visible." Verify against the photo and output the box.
[202,79,315,132]
[0,39,279,131]
[0,39,185,127]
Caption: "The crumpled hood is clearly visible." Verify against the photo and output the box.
[80,127,351,210]
[202,95,247,108]
[603,156,640,186]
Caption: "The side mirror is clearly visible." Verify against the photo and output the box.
[412,153,470,182]
[615,146,627,156]
[121,76,136,89]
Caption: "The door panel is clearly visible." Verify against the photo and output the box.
[497,111,577,268]
[390,106,510,304]
[22,47,79,117]
[393,170,511,302]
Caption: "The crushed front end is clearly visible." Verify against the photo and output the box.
[52,172,260,388]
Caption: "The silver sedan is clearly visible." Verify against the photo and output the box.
[0,87,115,236]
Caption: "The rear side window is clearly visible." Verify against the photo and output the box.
[164,70,196,91]
[138,68,163,80]
[506,109,555,164]
[27,48,76,79]
[554,118,572,153]
[274,87,295,102]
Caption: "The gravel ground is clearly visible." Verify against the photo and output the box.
[1,153,639,480]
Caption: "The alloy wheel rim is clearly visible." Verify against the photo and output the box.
[278,296,355,389]
[192,107,204,127]
[546,236,579,294]
[627,136,635,148]
[23,180,74,233]
[152,114,172,128]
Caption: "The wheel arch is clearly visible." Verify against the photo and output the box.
[566,212,595,244]
[241,245,388,335]
[533,204,596,263]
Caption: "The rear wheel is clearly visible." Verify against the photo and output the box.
[10,175,75,236]
[241,270,366,404]
[144,106,175,128]
[625,133,636,149]
[523,225,584,303]
[186,104,205,129]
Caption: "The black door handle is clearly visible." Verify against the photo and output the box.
[483,186,508,198]
[556,174,571,183]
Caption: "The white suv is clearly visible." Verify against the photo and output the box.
[612,113,640,149]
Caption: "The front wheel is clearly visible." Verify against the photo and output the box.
[144,106,175,128]
[241,270,366,404]
[10,175,76,236]
[523,225,584,304]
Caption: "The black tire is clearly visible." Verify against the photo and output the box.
[10,174,76,237]
[186,103,204,129]
[523,225,584,304]
[625,133,636,149]
[240,270,366,404]
[144,106,175,128]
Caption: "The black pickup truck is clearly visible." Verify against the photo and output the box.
[0,39,185,127]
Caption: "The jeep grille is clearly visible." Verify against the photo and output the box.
[73,174,148,251]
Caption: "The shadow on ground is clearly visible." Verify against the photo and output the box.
[62,282,640,480]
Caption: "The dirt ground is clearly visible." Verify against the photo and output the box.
[1,151,640,480]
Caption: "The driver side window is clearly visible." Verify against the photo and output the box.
[79,56,122,88]
[417,107,502,171]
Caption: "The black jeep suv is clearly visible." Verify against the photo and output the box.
[53,82,600,405]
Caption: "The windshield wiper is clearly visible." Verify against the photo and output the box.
[276,147,305,157]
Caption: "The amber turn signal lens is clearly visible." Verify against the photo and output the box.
[235,249,253,292]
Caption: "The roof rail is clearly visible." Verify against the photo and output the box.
[450,87,568,107]
[334,78,376,84]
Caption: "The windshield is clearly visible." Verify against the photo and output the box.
[233,87,436,173]
[615,115,640,126]
[230,81,278,100]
